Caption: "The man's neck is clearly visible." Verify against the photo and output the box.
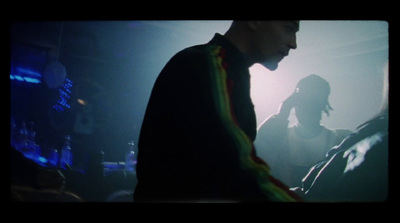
[223,31,255,67]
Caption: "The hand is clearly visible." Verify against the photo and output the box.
[277,91,299,119]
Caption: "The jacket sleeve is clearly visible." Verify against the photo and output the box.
[201,46,300,201]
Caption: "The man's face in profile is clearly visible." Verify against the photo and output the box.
[257,21,299,71]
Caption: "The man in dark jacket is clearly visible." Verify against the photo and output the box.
[134,21,300,202]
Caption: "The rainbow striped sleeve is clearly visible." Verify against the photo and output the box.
[206,45,300,202]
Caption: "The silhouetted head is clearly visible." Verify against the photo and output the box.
[294,74,333,127]
[224,21,299,70]
[295,74,333,115]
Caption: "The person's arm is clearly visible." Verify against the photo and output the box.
[257,91,298,146]
[276,91,299,120]
[197,48,301,201]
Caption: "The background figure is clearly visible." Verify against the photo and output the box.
[255,74,352,188]
[299,62,389,202]
[134,21,301,202]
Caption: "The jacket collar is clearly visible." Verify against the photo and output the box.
[208,33,251,68]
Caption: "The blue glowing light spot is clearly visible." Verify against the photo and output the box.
[11,74,24,81]
[38,156,48,163]
[16,67,42,78]
[23,77,41,84]
[53,104,64,112]
[51,78,73,113]
[10,74,41,84]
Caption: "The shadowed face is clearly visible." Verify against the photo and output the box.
[255,21,299,70]
[295,97,325,128]
[294,77,331,128]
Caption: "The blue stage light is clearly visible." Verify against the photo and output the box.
[10,74,42,84]
[51,78,73,113]
[16,67,42,78]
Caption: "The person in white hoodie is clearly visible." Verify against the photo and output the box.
[255,74,352,188]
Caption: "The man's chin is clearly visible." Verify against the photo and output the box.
[260,61,279,71]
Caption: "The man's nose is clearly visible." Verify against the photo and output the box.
[290,35,297,50]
